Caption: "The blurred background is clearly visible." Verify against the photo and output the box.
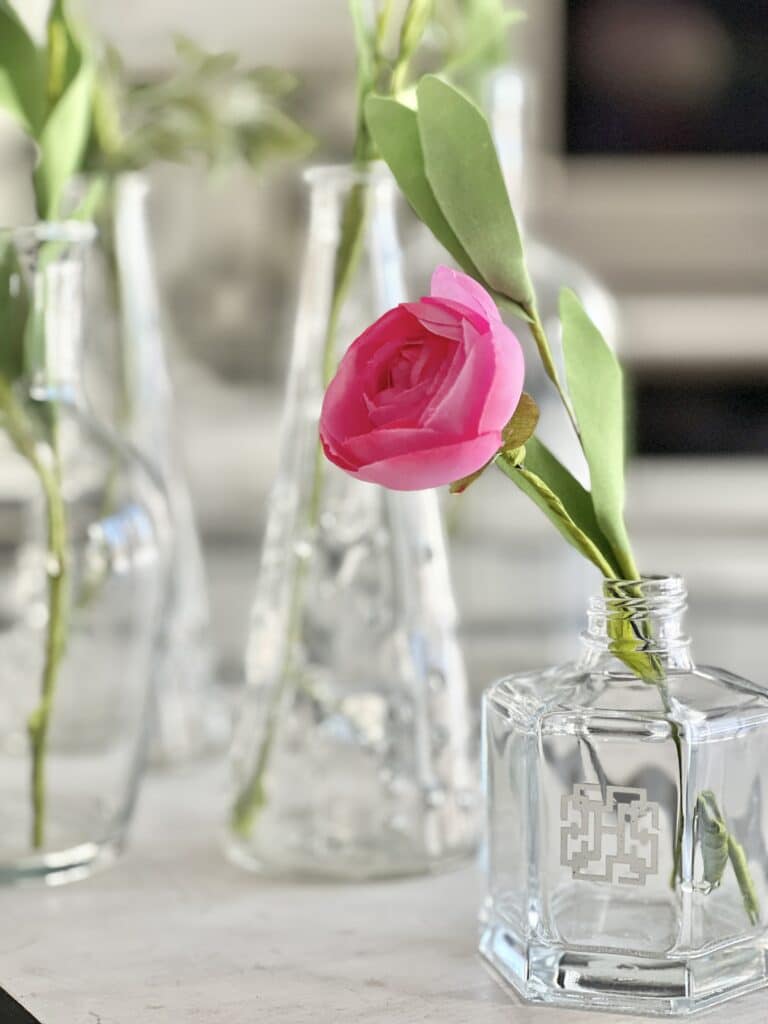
[11,0,768,692]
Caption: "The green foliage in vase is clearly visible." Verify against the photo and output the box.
[366,75,640,584]
[0,0,313,222]
[431,0,525,99]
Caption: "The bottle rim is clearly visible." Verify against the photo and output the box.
[1,221,98,247]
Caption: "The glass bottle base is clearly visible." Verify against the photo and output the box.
[479,921,768,1017]
[0,835,124,887]
[226,831,476,883]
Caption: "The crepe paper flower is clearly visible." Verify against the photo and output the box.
[319,266,524,491]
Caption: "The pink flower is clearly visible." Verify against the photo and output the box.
[319,266,525,491]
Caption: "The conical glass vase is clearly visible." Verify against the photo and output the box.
[228,163,479,880]
[0,222,169,883]
[84,174,224,765]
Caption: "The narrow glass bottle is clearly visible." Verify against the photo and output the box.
[0,222,169,883]
[481,575,768,1015]
[228,164,478,879]
[109,175,223,764]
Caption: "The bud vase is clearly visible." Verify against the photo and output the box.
[481,575,768,1016]
[0,223,169,883]
[89,174,222,765]
[228,164,478,879]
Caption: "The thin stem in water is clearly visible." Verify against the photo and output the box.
[0,380,70,849]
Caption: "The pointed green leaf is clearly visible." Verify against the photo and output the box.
[45,0,85,106]
[0,237,30,385]
[496,451,616,578]
[365,94,531,324]
[416,75,532,307]
[523,436,617,572]
[365,95,479,276]
[35,61,95,217]
[0,1,45,132]
[501,392,539,450]
[560,288,639,579]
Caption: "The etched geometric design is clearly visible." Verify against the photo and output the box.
[560,783,660,886]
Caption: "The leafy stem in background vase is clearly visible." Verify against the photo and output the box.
[366,74,758,922]
[0,374,70,850]
[0,0,312,846]
[232,0,460,836]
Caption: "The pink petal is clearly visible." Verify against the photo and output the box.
[430,265,502,325]
[403,296,487,339]
[351,432,503,491]
[421,322,495,434]
[478,321,525,433]
[342,426,448,464]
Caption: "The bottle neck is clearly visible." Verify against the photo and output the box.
[297,163,406,382]
[112,173,173,451]
[488,68,529,236]
[11,223,96,406]
[578,577,694,674]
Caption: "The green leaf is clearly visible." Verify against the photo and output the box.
[560,288,639,579]
[365,95,480,277]
[523,437,617,571]
[0,237,30,385]
[35,61,95,218]
[416,75,532,307]
[0,0,45,132]
[496,450,616,578]
[45,0,85,107]
[501,391,539,450]
[696,790,729,886]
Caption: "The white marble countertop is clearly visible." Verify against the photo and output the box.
[4,763,768,1024]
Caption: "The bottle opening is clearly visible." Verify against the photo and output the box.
[583,575,692,665]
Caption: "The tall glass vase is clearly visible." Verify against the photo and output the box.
[90,175,222,765]
[0,223,169,883]
[228,164,478,879]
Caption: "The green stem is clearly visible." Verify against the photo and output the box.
[0,380,70,849]
[232,180,370,837]
[526,308,580,441]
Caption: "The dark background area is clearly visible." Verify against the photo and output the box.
[633,375,768,455]
[566,0,768,155]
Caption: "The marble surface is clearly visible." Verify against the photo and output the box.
[3,763,768,1024]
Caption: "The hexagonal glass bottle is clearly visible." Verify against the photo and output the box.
[481,576,768,1016]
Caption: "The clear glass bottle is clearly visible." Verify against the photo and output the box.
[227,164,478,880]
[481,575,768,1016]
[92,175,222,765]
[0,222,169,883]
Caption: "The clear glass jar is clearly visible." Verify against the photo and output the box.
[85,174,222,766]
[0,223,169,883]
[227,164,478,880]
[481,575,768,1015]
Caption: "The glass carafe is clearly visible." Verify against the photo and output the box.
[228,164,478,879]
[481,575,768,1015]
[0,222,169,883]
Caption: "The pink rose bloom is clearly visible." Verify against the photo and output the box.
[319,266,525,491]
